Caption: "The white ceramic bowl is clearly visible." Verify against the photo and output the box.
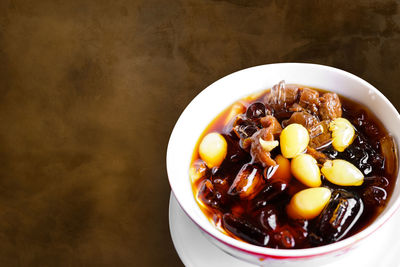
[167,63,400,267]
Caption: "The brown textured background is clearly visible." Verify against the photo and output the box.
[0,0,399,266]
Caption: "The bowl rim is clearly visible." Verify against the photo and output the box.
[167,62,400,258]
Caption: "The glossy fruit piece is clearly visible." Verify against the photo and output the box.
[312,190,364,243]
[228,164,264,199]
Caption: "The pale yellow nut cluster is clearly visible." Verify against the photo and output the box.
[287,187,331,220]
[321,159,364,186]
[280,123,309,158]
[329,118,356,152]
[199,132,227,168]
[291,154,321,187]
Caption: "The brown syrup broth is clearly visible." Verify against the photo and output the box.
[191,85,398,248]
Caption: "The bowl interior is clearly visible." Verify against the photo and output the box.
[167,63,400,257]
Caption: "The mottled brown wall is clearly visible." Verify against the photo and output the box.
[0,0,399,266]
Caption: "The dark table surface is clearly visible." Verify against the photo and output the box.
[0,0,399,266]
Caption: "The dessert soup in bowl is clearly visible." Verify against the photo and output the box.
[167,63,400,266]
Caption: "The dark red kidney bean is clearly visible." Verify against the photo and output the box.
[273,228,295,249]
[246,102,266,119]
[222,213,270,246]
[252,182,287,210]
[257,205,279,231]
[289,220,309,242]
[272,221,309,249]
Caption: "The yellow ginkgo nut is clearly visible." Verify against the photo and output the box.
[287,187,331,220]
[199,133,227,168]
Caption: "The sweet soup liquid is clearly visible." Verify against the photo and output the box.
[191,84,398,249]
